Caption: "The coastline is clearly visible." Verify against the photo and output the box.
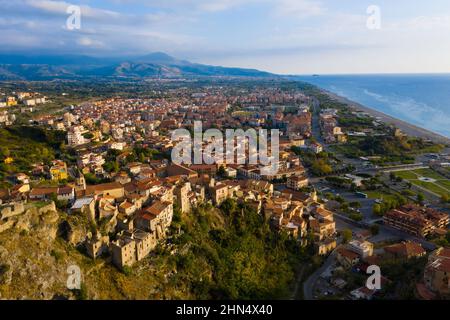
[319,89,450,146]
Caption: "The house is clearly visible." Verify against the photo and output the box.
[315,238,337,255]
[350,287,376,300]
[424,247,450,297]
[29,187,58,200]
[286,175,309,191]
[84,182,124,199]
[210,183,229,205]
[85,233,110,259]
[310,219,336,241]
[336,247,360,269]
[135,201,173,237]
[313,207,334,222]
[110,235,136,268]
[57,186,75,202]
[70,197,95,221]
[118,201,136,216]
[310,142,323,154]
[167,164,198,179]
[348,240,374,258]
[384,241,426,260]
[50,160,69,181]
[98,198,118,219]
[110,229,157,269]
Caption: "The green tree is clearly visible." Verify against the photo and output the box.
[417,193,425,204]
[441,194,450,204]
[370,224,380,236]
[342,229,352,243]
[373,204,382,216]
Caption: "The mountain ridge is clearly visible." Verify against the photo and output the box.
[0,52,275,80]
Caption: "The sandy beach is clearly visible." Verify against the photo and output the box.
[322,89,450,146]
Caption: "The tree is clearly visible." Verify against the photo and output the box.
[417,193,425,205]
[217,166,226,177]
[311,159,332,176]
[441,194,450,204]
[373,204,382,216]
[349,201,361,209]
[342,229,352,243]
[370,224,380,236]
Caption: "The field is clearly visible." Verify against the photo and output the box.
[394,168,450,197]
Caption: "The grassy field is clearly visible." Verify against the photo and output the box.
[394,168,450,197]
[365,190,404,202]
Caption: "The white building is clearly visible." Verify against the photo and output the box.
[348,240,374,258]
[67,125,86,146]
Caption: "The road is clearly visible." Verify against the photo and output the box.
[303,248,339,300]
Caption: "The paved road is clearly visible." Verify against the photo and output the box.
[303,248,339,300]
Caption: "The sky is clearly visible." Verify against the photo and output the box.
[1,0,450,74]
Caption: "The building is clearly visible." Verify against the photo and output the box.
[67,125,86,146]
[210,183,229,205]
[111,229,157,269]
[135,201,173,237]
[310,142,323,154]
[384,205,449,238]
[84,182,125,199]
[336,247,360,269]
[286,175,309,191]
[384,241,426,260]
[70,197,95,221]
[174,182,192,214]
[85,233,110,259]
[424,247,450,297]
[50,160,68,181]
[315,238,337,255]
[310,219,336,241]
[348,240,374,258]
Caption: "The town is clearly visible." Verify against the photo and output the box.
[0,79,449,300]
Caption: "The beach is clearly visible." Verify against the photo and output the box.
[322,89,450,146]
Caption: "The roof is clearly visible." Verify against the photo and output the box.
[337,248,359,260]
[30,187,57,197]
[58,186,74,195]
[139,201,172,220]
[85,182,123,195]
[384,242,426,258]
[120,201,133,209]
[71,197,94,210]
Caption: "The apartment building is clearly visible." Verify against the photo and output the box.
[384,205,449,238]
[424,247,450,297]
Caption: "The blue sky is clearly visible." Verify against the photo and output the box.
[1,0,450,74]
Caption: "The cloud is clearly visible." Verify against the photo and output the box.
[274,0,324,18]
[26,0,122,20]
[77,36,104,48]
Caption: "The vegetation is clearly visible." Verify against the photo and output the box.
[291,148,353,177]
[341,229,352,243]
[333,135,444,165]
[167,199,310,299]
[0,126,66,180]
[393,168,450,198]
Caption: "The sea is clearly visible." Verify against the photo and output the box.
[294,74,450,139]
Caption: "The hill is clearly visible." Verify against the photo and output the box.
[0,52,275,80]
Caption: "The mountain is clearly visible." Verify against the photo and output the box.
[0,52,275,80]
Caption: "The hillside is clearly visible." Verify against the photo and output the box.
[0,52,275,80]
[0,199,308,300]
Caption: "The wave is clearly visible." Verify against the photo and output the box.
[362,89,450,138]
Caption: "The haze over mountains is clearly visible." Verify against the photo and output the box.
[0,52,274,80]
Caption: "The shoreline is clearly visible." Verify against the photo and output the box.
[319,89,450,146]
